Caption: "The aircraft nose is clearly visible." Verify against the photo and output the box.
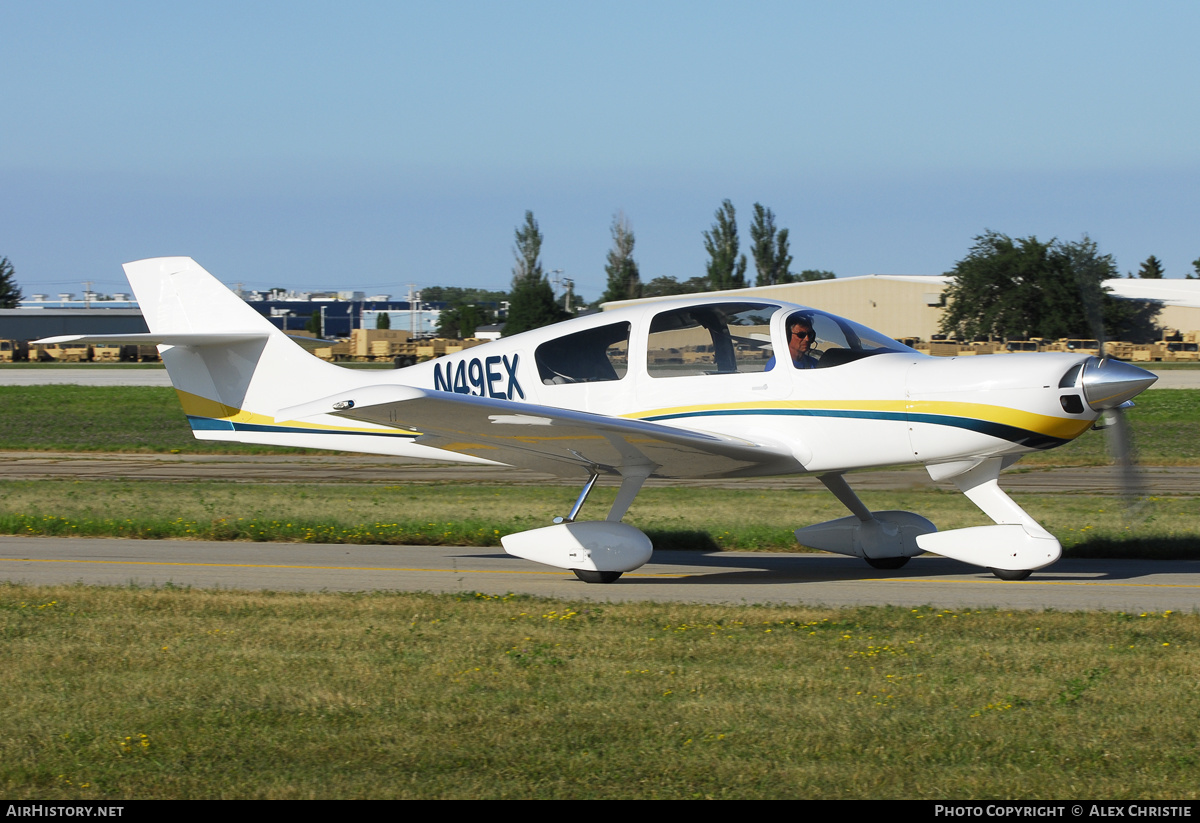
[1079,357,1158,411]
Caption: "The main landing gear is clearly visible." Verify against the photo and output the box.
[500,469,654,584]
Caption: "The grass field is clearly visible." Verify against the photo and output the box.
[2,385,1198,799]
[3,584,1197,800]
[0,479,1196,557]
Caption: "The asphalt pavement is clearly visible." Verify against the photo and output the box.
[1,536,1196,612]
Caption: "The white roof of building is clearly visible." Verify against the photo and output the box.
[1104,278,1200,308]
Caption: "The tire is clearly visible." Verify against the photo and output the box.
[864,556,910,570]
[989,567,1033,581]
[572,569,623,584]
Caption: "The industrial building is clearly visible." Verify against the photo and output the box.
[604,275,1200,339]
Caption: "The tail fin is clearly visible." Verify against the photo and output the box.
[123,257,279,337]
[121,257,359,437]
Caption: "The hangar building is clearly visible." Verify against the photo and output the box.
[604,275,1200,339]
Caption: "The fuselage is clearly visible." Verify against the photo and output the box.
[179,296,1109,477]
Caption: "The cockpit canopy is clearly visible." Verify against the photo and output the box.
[534,301,917,385]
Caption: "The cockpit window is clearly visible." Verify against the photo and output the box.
[646,303,775,378]
[535,322,630,384]
[770,309,917,370]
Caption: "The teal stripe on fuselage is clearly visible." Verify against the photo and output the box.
[639,408,1068,450]
[185,416,418,439]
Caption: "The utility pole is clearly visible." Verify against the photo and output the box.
[407,283,417,337]
[562,278,574,313]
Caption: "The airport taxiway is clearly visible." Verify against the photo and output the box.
[1,536,1197,612]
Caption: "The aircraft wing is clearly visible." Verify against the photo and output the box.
[278,386,805,480]
[32,332,334,351]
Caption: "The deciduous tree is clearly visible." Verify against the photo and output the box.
[601,211,642,303]
[749,204,793,287]
[703,200,747,290]
[796,269,836,282]
[641,276,712,298]
[437,302,488,338]
[503,211,562,336]
[939,231,1159,342]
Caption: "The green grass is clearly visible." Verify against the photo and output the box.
[0,479,1195,557]
[0,386,310,454]
[2,584,1197,799]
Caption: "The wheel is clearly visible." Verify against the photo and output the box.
[572,569,622,584]
[864,556,910,570]
[989,567,1032,581]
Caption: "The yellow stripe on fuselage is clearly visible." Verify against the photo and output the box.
[174,389,410,435]
[623,399,1093,442]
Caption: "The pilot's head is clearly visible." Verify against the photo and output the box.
[787,314,815,362]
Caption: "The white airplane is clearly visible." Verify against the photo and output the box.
[38,257,1158,583]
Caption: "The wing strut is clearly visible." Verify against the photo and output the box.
[554,472,600,524]
[607,468,652,522]
[819,473,873,521]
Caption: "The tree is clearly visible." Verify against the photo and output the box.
[939,231,1159,342]
[420,285,508,306]
[376,311,391,330]
[749,203,793,287]
[502,211,562,336]
[1191,257,1199,279]
[0,257,22,308]
[702,200,747,290]
[641,276,712,298]
[305,310,321,335]
[437,301,490,338]
[1137,255,1165,279]
[796,269,836,281]
[601,211,642,303]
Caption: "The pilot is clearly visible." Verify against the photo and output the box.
[786,315,819,369]
[767,313,819,370]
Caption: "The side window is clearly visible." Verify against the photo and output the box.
[646,304,775,378]
[535,322,630,384]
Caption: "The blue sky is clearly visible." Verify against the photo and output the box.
[3,1,1198,300]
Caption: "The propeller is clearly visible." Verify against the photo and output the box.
[1073,267,1157,515]
[1079,357,1156,514]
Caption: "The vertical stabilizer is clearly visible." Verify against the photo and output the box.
[122,257,280,336]
[119,257,362,433]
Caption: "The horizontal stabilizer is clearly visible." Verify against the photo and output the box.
[33,333,269,347]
